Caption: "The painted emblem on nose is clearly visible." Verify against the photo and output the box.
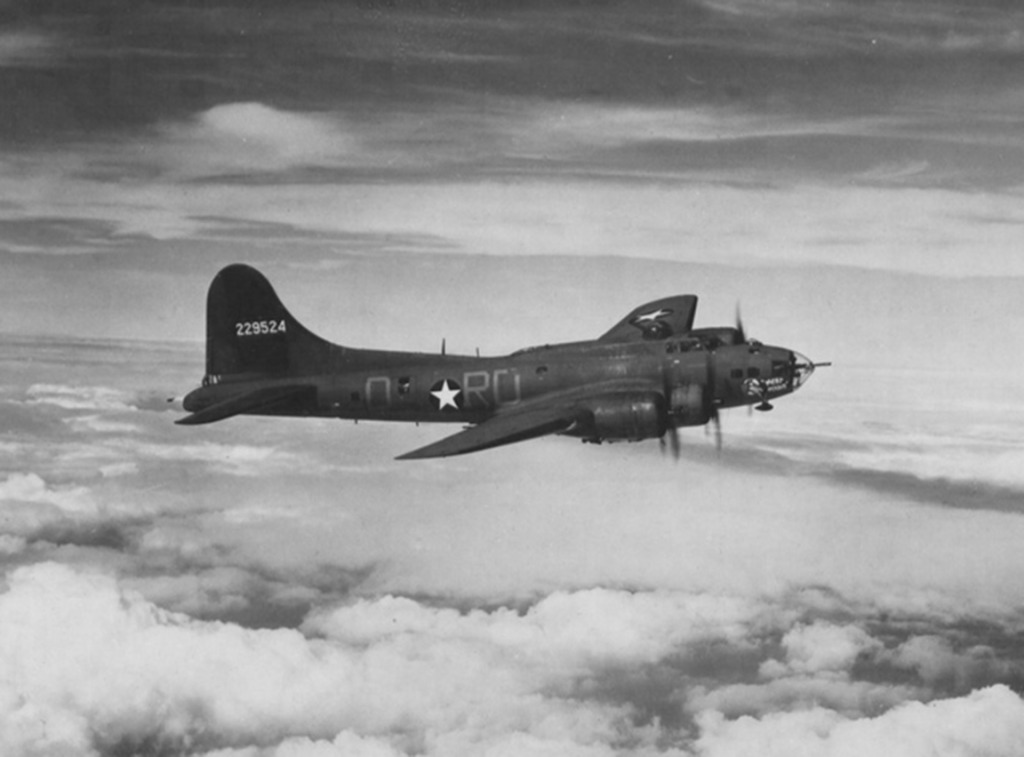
[429,379,463,410]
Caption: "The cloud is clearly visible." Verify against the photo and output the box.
[694,0,1024,56]
[170,103,361,174]
[303,589,764,675]
[0,472,96,515]
[4,563,1024,757]
[763,622,883,678]
[694,685,1024,757]
[885,635,1023,693]
[0,565,685,756]
[26,383,136,413]
[0,30,58,68]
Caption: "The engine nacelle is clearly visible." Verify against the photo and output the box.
[669,383,711,427]
[578,392,667,442]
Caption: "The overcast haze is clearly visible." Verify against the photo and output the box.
[2,1,1024,756]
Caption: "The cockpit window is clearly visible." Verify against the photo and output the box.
[747,367,761,378]
[771,361,788,376]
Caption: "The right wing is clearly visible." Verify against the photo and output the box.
[599,295,698,342]
[396,378,663,460]
[396,402,579,460]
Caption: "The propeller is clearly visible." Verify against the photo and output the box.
[735,303,746,345]
[660,425,682,461]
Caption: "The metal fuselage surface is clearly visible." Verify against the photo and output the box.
[185,337,806,431]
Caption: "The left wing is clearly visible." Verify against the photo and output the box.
[176,384,315,425]
[396,402,578,460]
[599,295,698,343]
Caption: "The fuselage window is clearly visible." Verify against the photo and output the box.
[536,365,548,375]
[398,377,411,395]
[747,367,761,378]
[350,391,360,403]
[730,368,744,379]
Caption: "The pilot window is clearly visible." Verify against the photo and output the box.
[398,377,411,395]
[747,367,761,378]
[730,368,743,379]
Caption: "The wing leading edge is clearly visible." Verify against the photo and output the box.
[396,403,578,460]
[599,295,698,342]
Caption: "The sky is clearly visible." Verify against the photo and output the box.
[2,1,1024,755]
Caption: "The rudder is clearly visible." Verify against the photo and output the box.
[205,264,336,378]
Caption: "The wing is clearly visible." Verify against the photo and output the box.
[176,385,315,425]
[396,402,578,460]
[598,295,698,343]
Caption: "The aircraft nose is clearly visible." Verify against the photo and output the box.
[789,351,816,390]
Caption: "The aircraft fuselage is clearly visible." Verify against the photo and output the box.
[178,264,825,457]
[186,337,807,430]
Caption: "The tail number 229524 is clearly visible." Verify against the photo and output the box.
[236,320,287,337]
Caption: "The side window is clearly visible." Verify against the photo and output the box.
[747,367,761,378]
[536,366,548,375]
[397,377,411,395]
[730,368,743,379]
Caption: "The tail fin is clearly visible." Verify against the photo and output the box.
[205,264,338,378]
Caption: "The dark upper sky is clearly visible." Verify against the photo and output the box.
[5,0,1024,188]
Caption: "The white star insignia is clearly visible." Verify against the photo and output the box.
[431,379,462,410]
[633,307,672,323]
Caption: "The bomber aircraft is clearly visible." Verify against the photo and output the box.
[178,264,828,459]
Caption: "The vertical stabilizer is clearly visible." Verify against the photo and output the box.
[205,264,338,378]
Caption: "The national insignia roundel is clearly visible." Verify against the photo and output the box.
[429,379,463,411]
[629,307,673,326]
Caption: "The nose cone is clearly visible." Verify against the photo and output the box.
[790,351,816,390]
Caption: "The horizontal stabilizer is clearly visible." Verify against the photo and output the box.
[176,385,315,426]
[397,405,575,460]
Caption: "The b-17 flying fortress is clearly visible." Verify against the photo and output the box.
[178,264,828,459]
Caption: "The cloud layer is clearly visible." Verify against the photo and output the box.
[3,563,1023,757]
[2,334,1024,755]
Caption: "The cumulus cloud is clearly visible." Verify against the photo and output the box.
[694,685,1024,757]
[762,621,883,678]
[0,472,96,515]
[3,564,1024,757]
[156,103,362,177]
[885,635,1023,694]
[0,565,684,756]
